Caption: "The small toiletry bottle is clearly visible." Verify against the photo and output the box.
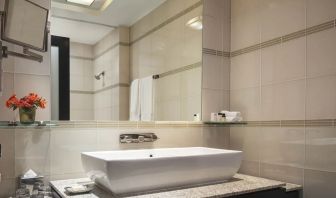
[222,113,226,122]
[218,113,223,122]
[193,113,200,121]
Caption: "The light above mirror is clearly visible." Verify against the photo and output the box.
[186,16,203,30]
[67,0,95,6]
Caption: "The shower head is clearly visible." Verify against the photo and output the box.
[94,71,105,80]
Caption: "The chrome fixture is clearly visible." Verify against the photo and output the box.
[120,133,158,144]
[94,71,105,80]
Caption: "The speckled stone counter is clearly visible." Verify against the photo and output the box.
[50,174,296,198]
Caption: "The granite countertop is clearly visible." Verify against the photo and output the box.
[50,174,301,198]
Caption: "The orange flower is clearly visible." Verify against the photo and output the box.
[39,99,47,109]
[5,93,47,111]
[5,94,19,108]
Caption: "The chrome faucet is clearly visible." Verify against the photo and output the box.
[120,133,158,143]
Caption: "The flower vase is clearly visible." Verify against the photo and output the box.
[19,108,36,124]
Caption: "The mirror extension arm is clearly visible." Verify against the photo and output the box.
[0,11,43,63]
[1,43,43,62]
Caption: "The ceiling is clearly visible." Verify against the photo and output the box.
[50,0,166,45]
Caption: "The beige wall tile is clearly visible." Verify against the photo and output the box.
[259,127,305,168]
[261,80,306,121]
[230,87,260,121]
[230,50,261,90]
[203,55,230,90]
[203,126,230,149]
[50,128,97,176]
[238,160,260,177]
[0,130,15,179]
[306,75,336,119]
[231,0,261,51]
[307,29,336,78]
[0,73,15,121]
[260,0,306,42]
[15,129,50,177]
[307,0,336,27]
[230,127,260,161]
[203,15,223,51]
[306,127,336,172]
[0,178,16,197]
[260,163,304,185]
[261,38,306,85]
[304,169,336,198]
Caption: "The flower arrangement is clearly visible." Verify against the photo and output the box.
[6,93,47,124]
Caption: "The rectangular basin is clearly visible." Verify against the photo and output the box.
[81,147,242,194]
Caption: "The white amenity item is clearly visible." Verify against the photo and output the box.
[81,147,243,194]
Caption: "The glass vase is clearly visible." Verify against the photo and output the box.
[19,108,36,124]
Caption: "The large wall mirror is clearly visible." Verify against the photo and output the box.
[50,0,203,121]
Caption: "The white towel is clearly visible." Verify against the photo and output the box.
[129,79,140,121]
[225,116,243,122]
[139,76,154,121]
[221,110,241,118]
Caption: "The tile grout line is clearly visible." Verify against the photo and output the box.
[230,18,336,58]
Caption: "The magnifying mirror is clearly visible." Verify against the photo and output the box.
[1,0,49,52]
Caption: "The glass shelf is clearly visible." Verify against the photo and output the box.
[0,121,57,128]
[203,121,247,125]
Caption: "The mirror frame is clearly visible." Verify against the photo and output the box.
[1,0,49,52]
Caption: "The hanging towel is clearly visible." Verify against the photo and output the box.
[140,76,154,121]
[129,79,140,121]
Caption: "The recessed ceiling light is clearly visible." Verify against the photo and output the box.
[67,0,95,6]
[186,16,203,30]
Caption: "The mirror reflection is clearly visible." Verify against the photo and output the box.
[50,0,203,121]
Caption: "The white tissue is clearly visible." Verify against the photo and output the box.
[23,169,38,179]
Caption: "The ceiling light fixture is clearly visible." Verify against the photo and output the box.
[186,16,203,30]
[67,0,95,6]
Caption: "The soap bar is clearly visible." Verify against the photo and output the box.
[64,184,93,194]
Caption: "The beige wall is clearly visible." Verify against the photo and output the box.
[93,27,130,120]
[0,123,230,196]
[227,0,336,197]
[130,0,202,121]
[70,42,94,120]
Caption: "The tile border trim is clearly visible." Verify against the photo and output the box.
[94,42,130,60]
[231,19,336,57]
[70,55,94,61]
[130,1,203,45]
[203,48,230,58]
[70,83,130,95]
[236,119,336,127]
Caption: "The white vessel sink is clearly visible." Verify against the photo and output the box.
[81,147,242,194]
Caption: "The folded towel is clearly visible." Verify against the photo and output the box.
[225,116,243,122]
[221,110,241,117]
[140,76,154,121]
[130,79,140,121]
